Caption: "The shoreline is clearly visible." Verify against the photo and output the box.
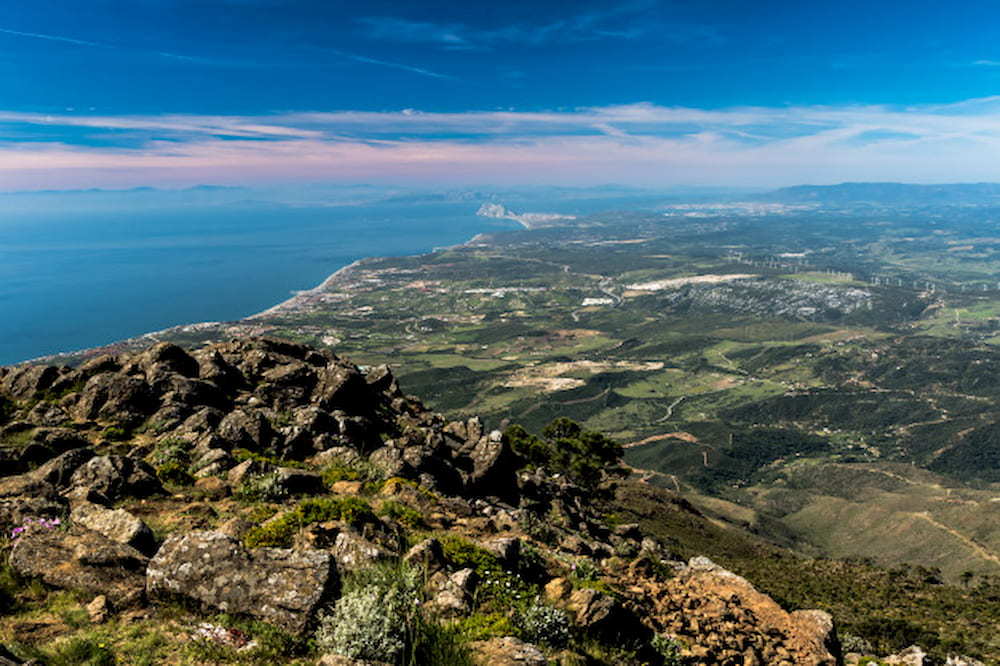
[17,219,521,366]
[244,257,368,320]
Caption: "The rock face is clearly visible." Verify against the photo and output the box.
[641,557,840,665]
[9,525,148,607]
[146,531,335,634]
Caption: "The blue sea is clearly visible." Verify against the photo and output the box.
[0,199,523,365]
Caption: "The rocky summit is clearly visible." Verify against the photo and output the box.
[0,337,850,664]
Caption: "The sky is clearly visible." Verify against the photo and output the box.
[5,0,1000,190]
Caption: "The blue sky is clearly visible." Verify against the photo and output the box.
[4,0,1000,189]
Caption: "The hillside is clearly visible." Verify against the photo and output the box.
[0,339,997,664]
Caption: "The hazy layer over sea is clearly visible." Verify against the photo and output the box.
[0,185,685,365]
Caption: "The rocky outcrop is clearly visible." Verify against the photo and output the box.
[0,338,852,664]
[638,556,840,665]
[146,530,335,634]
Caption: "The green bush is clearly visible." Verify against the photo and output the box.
[378,500,426,528]
[439,535,536,610]
[243,496,376,548]
[233,471,288,503]
[148,438,193,485]
[651,634,685,665]
[505,417,624,489]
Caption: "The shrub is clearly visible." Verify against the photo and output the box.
[439,535,536,610]
[243,496,376,548]
[315,564,421,663]
[378,500,426,528]
[514,598,571,649]
[505,418,625,489]
[651,634,685,665]
[100,425,129,442]
[321,458,385,492]
[233,471,288,503]
[148,438,193,485]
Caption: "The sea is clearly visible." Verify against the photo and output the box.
[0,200,524,365]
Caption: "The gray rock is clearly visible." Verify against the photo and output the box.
[218,409,275,451]
[275,467,324,495]
[467,431,520,500]
[227,459,274,487]
[403,538,445,573]
[9,525,147,607]
[469,637,546,666]
[428,567,477,615]
[147,530,334,634]
[68,455,163,502]
[331,530,391,572]
[70,501,155,555]
[480,537,521,566]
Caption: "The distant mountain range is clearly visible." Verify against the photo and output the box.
[760,182,1000,204]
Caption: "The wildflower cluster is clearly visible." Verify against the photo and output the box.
[513,598,571,648]
[9,517,61,540]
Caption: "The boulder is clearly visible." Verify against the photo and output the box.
[466,431,520,501]
[217,409,275,451]
[69,502,155,555]
[313,364,371,413]
[9,525,147,607]
[138,342,200,379]
[403,538,446,573]
[86,594,111,623]
[68,455,163,502]
[428,568,477,615]
[74,374,158,424]
[147,531,334,634]
[469,637,546,666]
[275,467,325,495]
[331,530,392,572]
[32,448,96,488]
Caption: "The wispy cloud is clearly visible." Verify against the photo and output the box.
[972,59,1000,67]
[5,98,1000,190]
[357,2,717,51]
[324,49,454,80]
[0,27,108,48]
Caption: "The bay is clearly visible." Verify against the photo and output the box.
[0,201,519,365]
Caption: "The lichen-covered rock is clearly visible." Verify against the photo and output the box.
[69,501,155,555]
[469,637,547,666]
[146,530,334,634]
[9,525,148,607]
[68,455,163,502]
[331,530,391,572]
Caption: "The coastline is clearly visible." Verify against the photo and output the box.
[14,207,561,366]
[18,220,512,366]
[244,257,368,320]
